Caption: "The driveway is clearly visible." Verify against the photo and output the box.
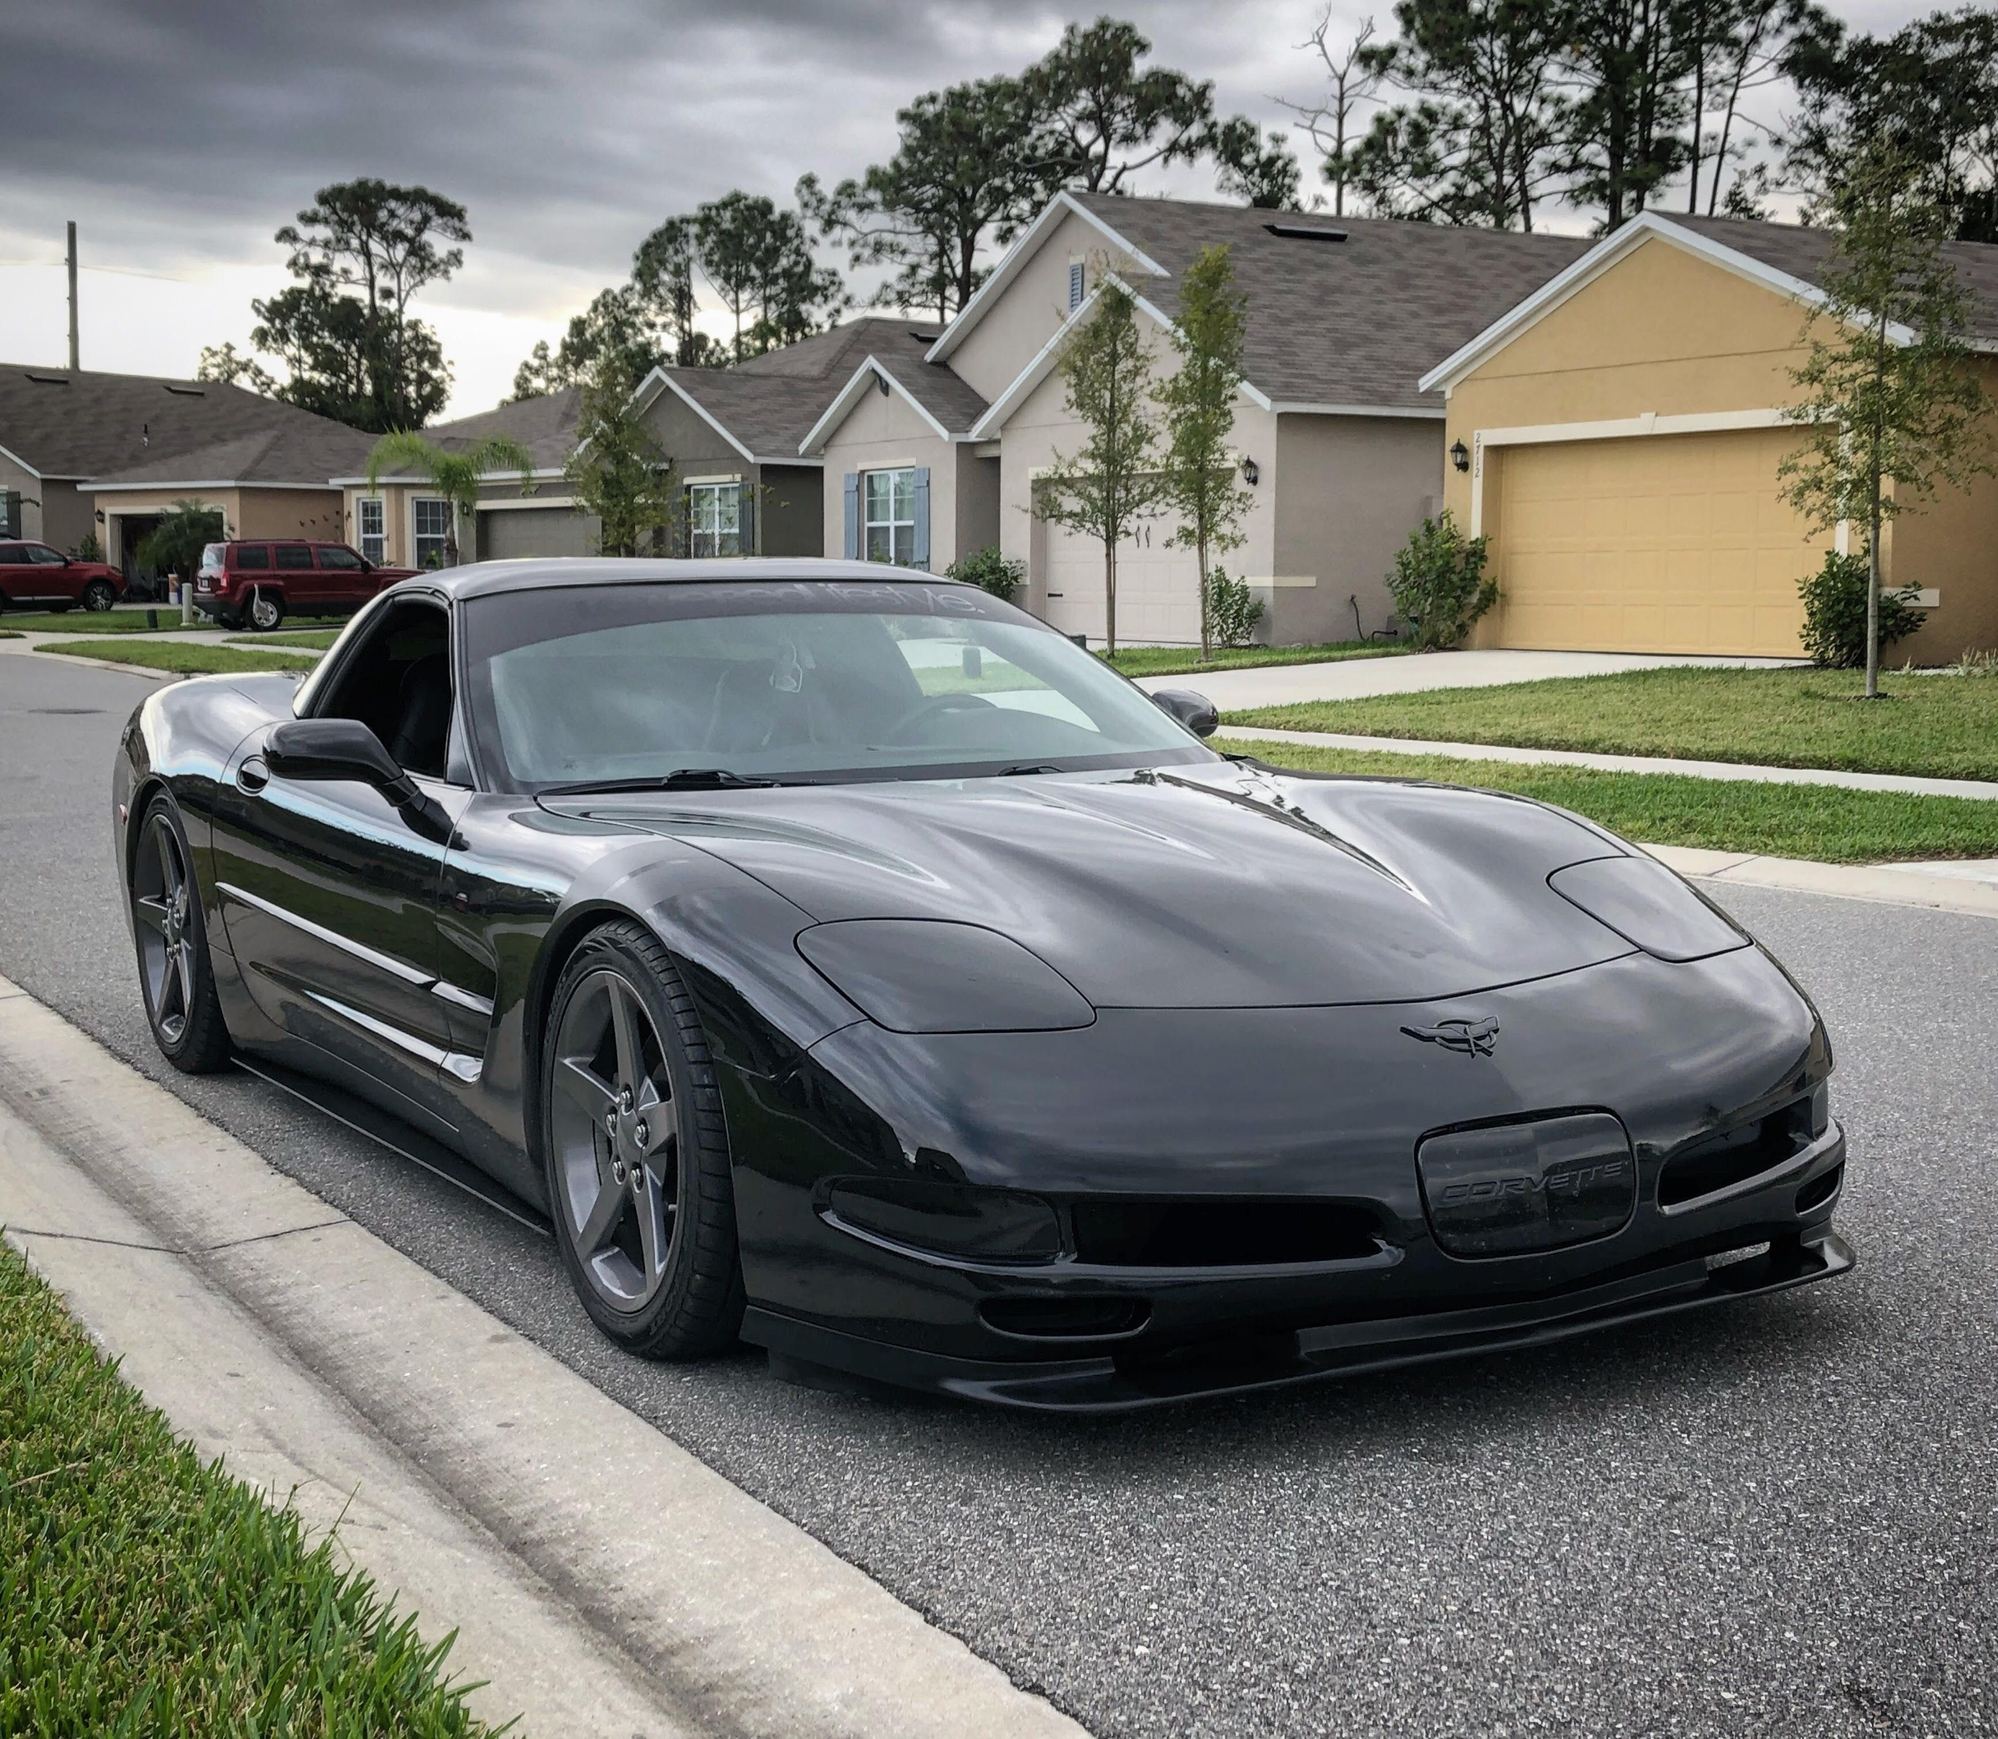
[5,655,1993,1738]
[1136,648,1801,709]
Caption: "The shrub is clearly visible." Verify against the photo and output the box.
[72,531,104,562]
[1385,511,1496,650]
[1797,550,1923,669]
[1203,567,1264,648]
[945,545,1026,602]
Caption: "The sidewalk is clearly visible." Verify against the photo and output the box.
[1217,723,1998,805]
[0,974,1085,1739]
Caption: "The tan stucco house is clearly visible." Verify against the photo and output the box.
[0,365,364,579]
[802,192,1589,645]
[1421,212,1998,661]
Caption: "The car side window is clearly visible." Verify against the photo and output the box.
[313,599,457,783]
[234,545,269,570]
[28,544,65,564]
[0,545,20,564]
[274,545,313,571]
[318,545,364,571]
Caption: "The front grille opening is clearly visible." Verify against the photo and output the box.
[1796,1164,1844,1214]
[1069,1198,1380,1267]
[980,1295,1149,1341]
[1659,1099,1815,1208]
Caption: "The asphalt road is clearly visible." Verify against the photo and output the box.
[4,651,1994,1739]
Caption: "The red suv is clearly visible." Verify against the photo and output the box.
[194,540,416,631]
[0,540,125,613]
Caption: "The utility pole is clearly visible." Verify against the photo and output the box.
[66,222,79,372]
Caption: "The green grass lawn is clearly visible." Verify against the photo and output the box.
[1228,737,1998,863]
[1227,666,1998,782]
[39,640,319,677]
[227,628,341,650]
[1,611,219,635]
[0,1245,503,1735]
[1106,639,1408,679]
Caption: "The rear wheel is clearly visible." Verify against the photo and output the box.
[81,579,116,612]
[245,589,285,631]
[541,921,743,1357]
[131,797,232,1073]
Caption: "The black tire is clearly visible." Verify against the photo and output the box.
[131,795,232,1074]
[81,580,116,612]
[540,919,743,1358]
[245,589,286,631]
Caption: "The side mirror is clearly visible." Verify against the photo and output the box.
[1150,687,1220,738]
[266,718,453,840]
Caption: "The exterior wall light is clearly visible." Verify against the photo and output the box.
[1450,439,1471,473]
[1241,457,1260,486]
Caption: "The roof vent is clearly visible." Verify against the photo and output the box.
[163,384,205,396]
[24,371,70,385]
[1264,222,1348,243]
[909,329,941,343]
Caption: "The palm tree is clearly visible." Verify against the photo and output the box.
[135,499,225,588]
[364,432,536,567]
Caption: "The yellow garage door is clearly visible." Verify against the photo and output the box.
[1490,428,1816,655]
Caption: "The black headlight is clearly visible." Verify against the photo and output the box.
[1548,855,1749,962]
[823,1176,1062,1263]
[797,919,1094,1033]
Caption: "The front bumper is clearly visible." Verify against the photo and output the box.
[724,946,1852,1410]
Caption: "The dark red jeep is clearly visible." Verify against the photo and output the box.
[0,540,125,612]
[193,540,417,631]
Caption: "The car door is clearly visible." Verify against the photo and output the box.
[207,591,473,1128]
[271,541,318,610]
[25,543,81,603]
[0,544,26,603]
[313,542,371,610]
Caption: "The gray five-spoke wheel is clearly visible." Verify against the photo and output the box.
[133,811,197,1045]
[550,967,682,1310]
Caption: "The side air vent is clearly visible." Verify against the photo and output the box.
[1264,222,1348,242]
[980,1295,1149,1341]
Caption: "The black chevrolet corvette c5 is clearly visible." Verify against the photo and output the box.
[114,559,1851,1410]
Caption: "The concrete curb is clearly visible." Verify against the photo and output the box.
[1215,724,1998,803]
[0,975,1088,1739]
[1641,844,1998,918]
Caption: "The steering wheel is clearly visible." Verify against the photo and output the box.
[881,691,995,742]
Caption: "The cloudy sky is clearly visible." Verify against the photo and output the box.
[5,0,1930,418]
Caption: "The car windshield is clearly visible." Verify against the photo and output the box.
[461,578,1215,792]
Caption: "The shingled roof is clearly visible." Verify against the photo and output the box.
[0,364,367,482]
[1053,193,1591,413]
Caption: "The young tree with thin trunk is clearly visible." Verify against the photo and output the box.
[1157,246,1253,662]
[1038,281,1164,657]
[565,351,680,557]
[1778,140,1992,697]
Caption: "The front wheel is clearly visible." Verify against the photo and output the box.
[131,797,232,1073]
[245,589,285,631]
[81,579,117,612]
[540,920,743,1357]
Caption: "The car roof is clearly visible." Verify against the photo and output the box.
[403,556,973,601]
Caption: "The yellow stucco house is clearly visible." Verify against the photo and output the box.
[1421,212,1998,662]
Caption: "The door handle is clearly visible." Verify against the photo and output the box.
[237,756,269,794]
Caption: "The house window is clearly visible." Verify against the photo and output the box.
[688,482,743,557]
[863,468,917,566]
[1068,260,1085,312]
[413,498,453,568]
[356,497,386,564]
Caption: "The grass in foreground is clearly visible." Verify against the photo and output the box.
[229,628,341,650]
[1227,665,1998,782]
[1106,639,1408,679]
[39,640,319,677]
[1,611,218,635]
[1228,737,1998,863]
[0,1245,502,1736]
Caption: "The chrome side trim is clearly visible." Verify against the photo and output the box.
[303,990,483,1084]
[432,980,496,1018]
[218,881,430,986]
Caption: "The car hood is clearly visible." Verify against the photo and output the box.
[546,762,1640,1009]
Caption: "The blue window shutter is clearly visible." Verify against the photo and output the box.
[738,484,756,556]
[911,466,931,571]
[842,473,860,560]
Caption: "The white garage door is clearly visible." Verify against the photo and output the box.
[1041,502,1200,647]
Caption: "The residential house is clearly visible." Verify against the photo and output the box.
[803,192,1590,645]
[1422,212,1998,660]
[0,365,366,576]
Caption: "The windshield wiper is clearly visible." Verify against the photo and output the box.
[994,762,1067,777]
[539,768,782,797]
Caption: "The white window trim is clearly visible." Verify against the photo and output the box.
[862,466,918,566]
[355,495,387,564]
[688,480,744,558]
[410,495,454,568]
